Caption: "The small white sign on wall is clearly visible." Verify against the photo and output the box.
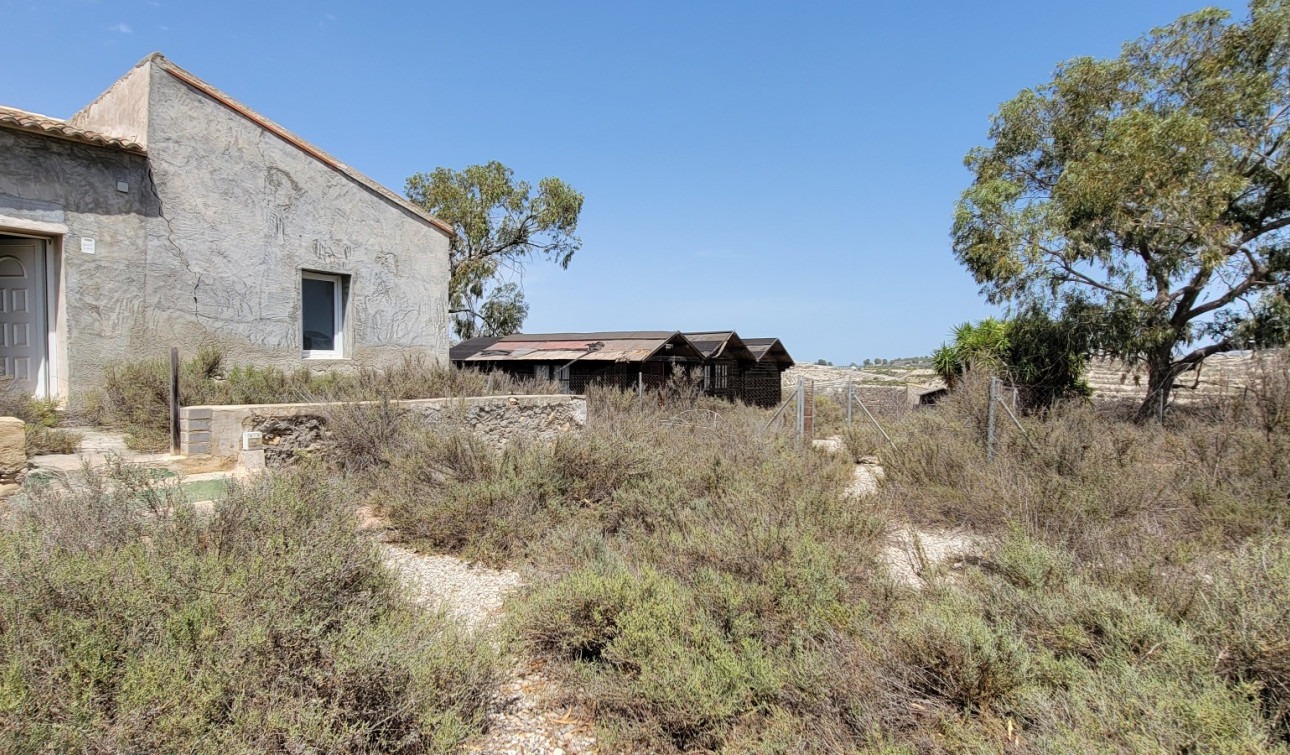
[80,237,96,255]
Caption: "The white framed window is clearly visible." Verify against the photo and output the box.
[301,271,346,359]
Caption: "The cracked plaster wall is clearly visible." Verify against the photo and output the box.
[0,128,156,401]
[140,63,451,376]
[1,58,450,404]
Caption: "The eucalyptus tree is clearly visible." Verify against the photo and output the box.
[406,161,584,340]
[953,1,1290,419]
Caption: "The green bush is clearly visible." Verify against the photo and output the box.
[0,463,498,752]
[521,564,785,751]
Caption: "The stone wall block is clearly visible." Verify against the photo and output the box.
[0,417,25,473]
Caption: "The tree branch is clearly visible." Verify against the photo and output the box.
[449,307,500,337]
[1237,215,1290,247]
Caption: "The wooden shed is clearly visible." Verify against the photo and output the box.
[452,329,795,408]
[449,331,705,393]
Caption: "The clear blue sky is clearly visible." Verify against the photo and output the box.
[1,0,1240,363]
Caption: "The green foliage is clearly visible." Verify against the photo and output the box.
[953,1,1290,417]
[933,308,1093,408]
[405,161,584,340]
[521,565,787,750]
[0,464,499,752]
[932,318,1010,388]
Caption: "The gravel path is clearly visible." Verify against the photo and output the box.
[379,544,520,630]
[378,541,598,754]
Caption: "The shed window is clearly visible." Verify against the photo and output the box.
[712,363,729,390]
[302,271,346,358]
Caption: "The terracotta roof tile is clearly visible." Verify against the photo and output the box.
[0,105,146,153]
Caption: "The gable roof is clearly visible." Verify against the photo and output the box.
[683,331,757,362]
[0,105,146,153]
[145,55,453,236]
[743,337,795,366]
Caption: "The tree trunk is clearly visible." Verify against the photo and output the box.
[1136,348,1178,423]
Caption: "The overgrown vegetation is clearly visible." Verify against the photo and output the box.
[0,461,499,752]
[19,342,1290,750]
[92,346,557,450]
[369,352,1290,751]
[0,379,82,455]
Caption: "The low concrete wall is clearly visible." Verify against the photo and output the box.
[179,395,586,461]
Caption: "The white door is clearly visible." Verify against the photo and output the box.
[0,238,47,396]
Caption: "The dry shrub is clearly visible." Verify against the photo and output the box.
[0,462,499,753]
[386,384,895,749]
[93,348,559,451]
[0,377,82,455]
[1185,537,1290,739]
[317,398,412,474]
[329,356,1290,750]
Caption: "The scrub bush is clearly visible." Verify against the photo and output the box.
[93,347,557,451]
[0,462,498,753]
[380,354,1290,750]
[0,378,82,455]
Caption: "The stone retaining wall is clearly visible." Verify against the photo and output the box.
[180,395,586,462]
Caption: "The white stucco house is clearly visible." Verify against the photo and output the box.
[0,53,452,403]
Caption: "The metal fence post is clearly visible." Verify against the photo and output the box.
[169,347,180,455]
[796,377,805,442]
[805,379,815,440]
[987,377,998,462]
[846,376,853,427]
[638,371,643,404]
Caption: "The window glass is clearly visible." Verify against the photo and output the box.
[302,277,336,351]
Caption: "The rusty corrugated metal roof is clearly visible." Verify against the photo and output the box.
[453,330,795,367]
[490,331,679,342]
[0,105,146,153]
[455,331,705,364]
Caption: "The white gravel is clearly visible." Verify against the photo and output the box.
[378,542,598,753]
[467,661,598,755]
[380,543,520,630]
[845,464,885,499]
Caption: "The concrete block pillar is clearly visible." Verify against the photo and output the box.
[179,406,212,456]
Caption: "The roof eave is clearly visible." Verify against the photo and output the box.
[0,111,147,154]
